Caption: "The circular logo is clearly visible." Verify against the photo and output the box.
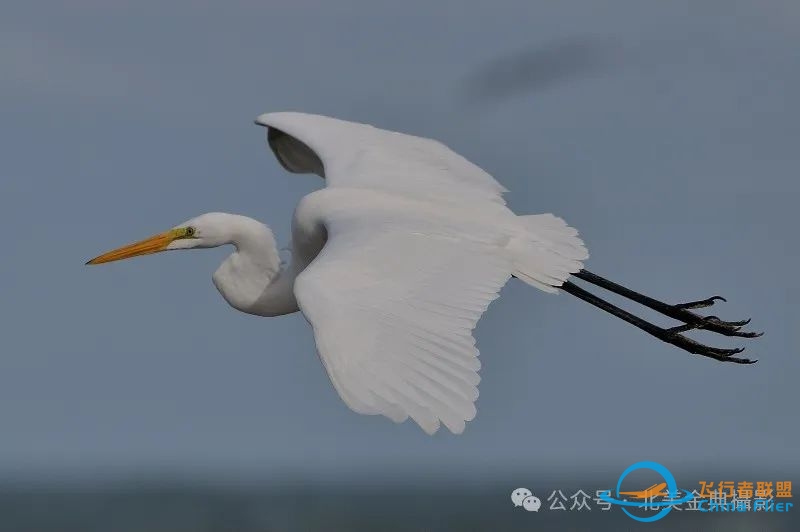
[599,461,694,523]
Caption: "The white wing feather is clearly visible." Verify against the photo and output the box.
[255,112,508,204]
[254,111,588,433]
[294,217,512,434]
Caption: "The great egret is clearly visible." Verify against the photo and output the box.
[87,112,760,434]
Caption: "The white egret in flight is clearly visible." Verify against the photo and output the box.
[87,112,760,434]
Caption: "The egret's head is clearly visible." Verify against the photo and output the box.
[86,213,232,265]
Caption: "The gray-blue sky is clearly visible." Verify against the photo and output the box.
[1,0,798,482]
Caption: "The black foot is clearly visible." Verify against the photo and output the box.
[666,314,763,338]
[664,299,763,338]
[657,329,757,364]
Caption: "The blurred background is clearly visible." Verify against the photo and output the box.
[1,0,798,530]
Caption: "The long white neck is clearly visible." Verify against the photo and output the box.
[211,216,300,317]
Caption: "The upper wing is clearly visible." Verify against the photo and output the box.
[293,215,513,434]
[255,112,508,205]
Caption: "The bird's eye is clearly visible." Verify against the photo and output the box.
[185,226,195,237]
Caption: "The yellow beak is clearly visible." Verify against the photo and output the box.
[86,230,178,265]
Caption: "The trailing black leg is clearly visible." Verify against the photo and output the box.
[572,270,762,338]
[560,280,757,364]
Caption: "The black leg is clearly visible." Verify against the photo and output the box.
[573,270,762,338]
[560,280,757,364]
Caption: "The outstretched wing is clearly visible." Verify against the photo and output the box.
[293,214,513,434]
[255,112,508,205]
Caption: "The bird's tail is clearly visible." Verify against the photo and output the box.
[508,213,589,293]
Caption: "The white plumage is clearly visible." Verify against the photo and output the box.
[258,113,588,434]
[260,112,509,204]
[87,112,589,434]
